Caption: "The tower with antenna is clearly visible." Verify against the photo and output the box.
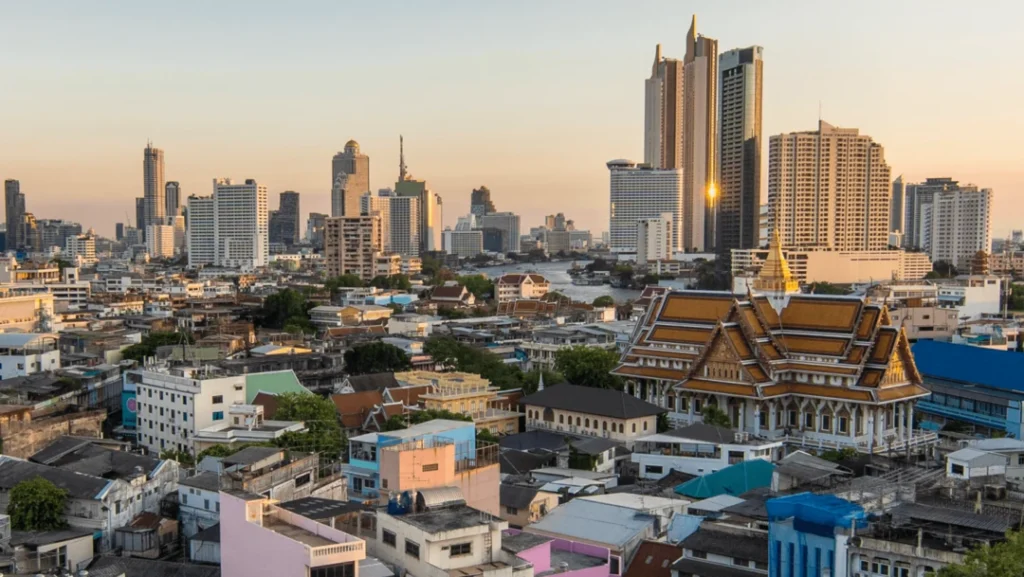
[399,135,408,182]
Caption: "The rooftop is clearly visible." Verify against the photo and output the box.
[519,383,665,419]
[264,516,336,547]
[675,460,776,499]
[180,471,221,492]
[680,524,768,563]
[500,531,552,554]
[623,540,682,577]
[912,340,1024,392]
[526,499,656,548]
[277,497,368,520]
[397,504,499,534]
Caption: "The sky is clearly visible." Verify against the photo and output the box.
[0,1,1020,240]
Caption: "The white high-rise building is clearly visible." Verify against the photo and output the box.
[443,215,484,258]
[426,191,443,252]
[389,196,420,257]
[64,233,97,265]
[637,213,673,263]
[768,120,891,251]
[187,196,216,267]
[166,215,186,254]
[146,224,176,258]
[361,190,393,253]
[477,212,521,254]
[920,186,992,269]
[607,159,683,253]
[143,143,165,230]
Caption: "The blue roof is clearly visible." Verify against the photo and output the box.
[912,340,1024,393]
[675,459,775,499]
[766,493,867,529]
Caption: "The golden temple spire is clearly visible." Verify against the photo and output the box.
[754,228,799,294]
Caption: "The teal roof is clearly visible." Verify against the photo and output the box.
[245,370,309,403]
[675,459,775,499]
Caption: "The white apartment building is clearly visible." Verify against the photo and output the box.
[129,367,248,456]
[167,214,186,253]
[607,159,683,253]
[324,215,383,281]
[63,233,97,265]
[477,212,521,254]
[731,248,933,285]
[360,191,393,253]
[636,213,673,263]
[187,196,216,267]
[146,224,176,258]
[389,196,420,257]
[0,333,60,380]
[212,178,269,269]
[443,214,483,258]
[0,292,55,333]
[920,186,992,269]
[768,120,891,251]
[374,253,402,277]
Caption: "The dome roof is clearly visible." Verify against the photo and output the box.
[345,139,359,149]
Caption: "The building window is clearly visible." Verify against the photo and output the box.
[506,506,518,515]
[804,413,814,428]
[838,416,849,434]
[646,465,663,475]
[212,395,223,404]
[383,530,396,547]
[422,463,439,472]
[692,550,707,559]
[576,417,581,426]
[213,411,224,421]
[585,419,590,428]
[559,414,564,424]
[1017,454,1024,466]
[603,421,607,431]
[871,559,890,576]
[405,540,420,559]
[632,423,636,433]
[643,421,648,431]
[449,543,472,557]
[951,464,965,475]
[205,499,210,510]
[296,473,311,487]
[821,414,832,431]
[310,563,355,577]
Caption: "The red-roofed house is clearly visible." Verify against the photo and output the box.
[431,284,476,306]
[330,390,385,432]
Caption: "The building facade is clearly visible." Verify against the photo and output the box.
[890,176,904,234]
[768,121,891,251]
[187,178,269,269]
[919,185,992,269]
[644,44,683,169]
[145,224,175,258]
[607,159,683,253]
[331,140,370,217]
[731,247,933,285]
[478,212,521,254]
[389,195,421,257]
[637,213,673,263]
[682,15,718,251]
[324,215,383,281]
[165,181,181,217]
[63,233,97,265]
[143,143,165,230]
[360,190,393,253]
[717,45,762,253]
[470,186,497,216]
[269,191,301,247]
[186,196,216,267]
[4,180,25,250]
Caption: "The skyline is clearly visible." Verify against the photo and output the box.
[0,1,1019,239]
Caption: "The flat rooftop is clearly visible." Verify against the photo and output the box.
[398,505,497,534]
[447,562,512,577]
[537,549,606,576]
[264,516,335,547]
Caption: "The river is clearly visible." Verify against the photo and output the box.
[471,260,642,304]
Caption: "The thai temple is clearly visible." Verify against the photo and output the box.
[613,231,935,454]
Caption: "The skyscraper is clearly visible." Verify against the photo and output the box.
[165,181,182,217]
[644,44,683,169]
[914,181,992,268]
[331,140,370,217]
[187,196,216,267]
[4,180,25,250]
[272,191,300,246]
[394,138,443,254]
[681,15,718,251]
[890,176,904,235]
[187,178,268,269]
[637,213,673,263]
[607,159,683,253]
[361,190,393,253]
[717,46,763,253]
[470,186,497,216]
[135,197,145,231]
[306,213,328,249]
[389,196,421,257]
[768,120,891,251]
[324,215,383,281]
[478,212,521,254]
[143,143,166,229]
[903,177,963,249]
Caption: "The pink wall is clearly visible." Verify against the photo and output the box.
[221,492,313,577]
[503,530,613,577]
[456,463,500,515]
[379,443,455,493]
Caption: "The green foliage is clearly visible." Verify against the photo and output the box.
[457,275,494,300]
[343,341,413,375]
[423,337,525,389]
[436,307,468,320]
[545,291,570,303]
[477,428,499,444]
[639,274,660,287]
[694,259,728,290]
[820,447,859,462]
[420,254,444,278]
[274,392,347,461]
[614,264,634,284]
[592,295,615,308]
[195,442,275,462]
[370,274,412,291]
[8,478,68,531]
[1008,285,1024,311]
[553,346,623,390]
[122,331,195,362]
[701,405,732,428]
[259,288,313,330]
[49,258,74,271]
[938,530,1024,577]
[325,274,365,292]
[568,446,597,471]
[160,449,196,467]
[932,260,959,279]
[808,282,852,295]
[382,409,472,432]
[523,368,564,394]
[657,413,670,433]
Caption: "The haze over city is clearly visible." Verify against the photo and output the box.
[0,0,1018,238]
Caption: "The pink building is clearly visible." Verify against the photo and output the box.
[221,490,366,577]
[503,529,618,577]
[377,438,500,515]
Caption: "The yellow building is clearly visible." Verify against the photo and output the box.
[395,371,521,435]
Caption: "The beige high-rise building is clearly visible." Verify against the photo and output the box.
[681,15,718,251]
[143,143,166,229]
[644,45,683,169]
[324,215,383,281]
[768,120,891,251]
[331,140,370,217]
[146,224,176,258]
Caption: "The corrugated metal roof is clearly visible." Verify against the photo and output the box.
[947,448,1008,466]
[913,340,1024,392]
[417,486,465,509]
[526,499,656,548]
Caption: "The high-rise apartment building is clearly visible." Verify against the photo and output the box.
[717,46,763,253]
[20,213,39,251]
[306,212,328,249]
[477,212,521,254]
[918,185,992,268]
[644,45,683,169]
[4,180,25,250]
[64,232,97,265]
[903,177,964,249]
[388,195,420,257]
[890,176,904,234]
[396,179,441,254]
[443,215,484,258]
[768,120,891,251]
[165,181,181,217]
[186,179,268,269]
[360,190,393,253]
[268,191,300,246]
[166,215,186,254]
[115,223,125,241]
[470,186,497,216]
[146,224,176,258]
[682,15,718,251]
[331,140,370,217]
[607,159,683,253]
[324,215,382,281]
[135,197,145,233]
[187,196,216,267]
[143,143,165,229]
[637,213,673,263]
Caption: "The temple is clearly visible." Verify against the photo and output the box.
[612,233,935,454]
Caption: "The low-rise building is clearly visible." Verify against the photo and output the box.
[672,523,768,577]
[192,404,306,452]
[520,325,617,371]
[496,274,550,303]
[0,333,59,379]
[499,483,559,528]
[521,383,665,449]
[396,370,520,435]
[945,447,1006,480]
[731,247,932,285]
[630,423,783,480]
[178,471,221,539]
[220,446,319,503]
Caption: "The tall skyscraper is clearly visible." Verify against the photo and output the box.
[717,46,763,253]
[681,15,718,251]
[644,44,683,169]
[331,140,370,217]
[4,180,25,250]
[187,178,268,269]
[165,181,182,217]
[389,196,421,257]
[115,223,125,241]
[143,143,166,229]
[470,186,497,216]
[915,182,992,268]
[890,176,904,234]
[768,120,891,251]
[394,139,443,253]
[361,190,393,253]
[306,212,328,249]
[324,215,383,281]
[269,191,300,246]
[607,159,683,253]
[135,197,145,231]
[903,177,963,249]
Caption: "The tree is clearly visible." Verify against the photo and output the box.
[701,405,732,428]
[592,295,615,308]
[808,282,851,295]
[274,392,347,462]
[8,478,68,531]
[409,409,472,425]
[383,414,409,431]
[324,274,364,292]
[820,447,858,462]
[477,428,499,444]
[121,331,195,362]
[933,260,958,279]
[423,337,525,389]
[370,274,412,291]
[457,275,494,300]
[614,264,634,285]
[657,413,670,433]
[1008,285,1024,312]
[553,346,623,390]
[523,368,563,395]
[545,291,571,303]
[938,530,1024,577]
[344,341,412,375]
[436,307,468,320]
[259,288,313,329]
[160,449,196,467]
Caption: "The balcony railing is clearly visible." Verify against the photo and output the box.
[455,442,499,472]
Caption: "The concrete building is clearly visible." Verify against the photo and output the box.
[495,274,550,303]
[890,176,904,234]
[187,179,269,269]
[143,143,165,230]
[520,325,618,372]
[165,181,181,217]
[470,186,497,217]
[145,224,175,258]
[766,493,864,577]
[0,333,60,379]
[135,197,145,240]
[919,185,992,269]
[904,177,961,249]
[331,140,370,217]
[631,423,783,480]
[63,233,97,265]
[607,159,683,253]
[768,120,891,251]
[730,247,933,285]
[637,213,673,263]
[186,195,216,267]
[521,383,666,449]
[395,371,520,435]
[389,195,420,257]
[717,46,762,253]
[644,44,683,169]
[5,179,25,250]
[395,144,444,254]
[306,212,328,248]
[682,15,718,251]
[442,216,484,259]
[0,292,55,333]
[324,215,383,281]
[270,191,301,247]
[478,212,521,254]
[360,190,393,253]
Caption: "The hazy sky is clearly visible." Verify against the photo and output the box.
[0,1,1019,239]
